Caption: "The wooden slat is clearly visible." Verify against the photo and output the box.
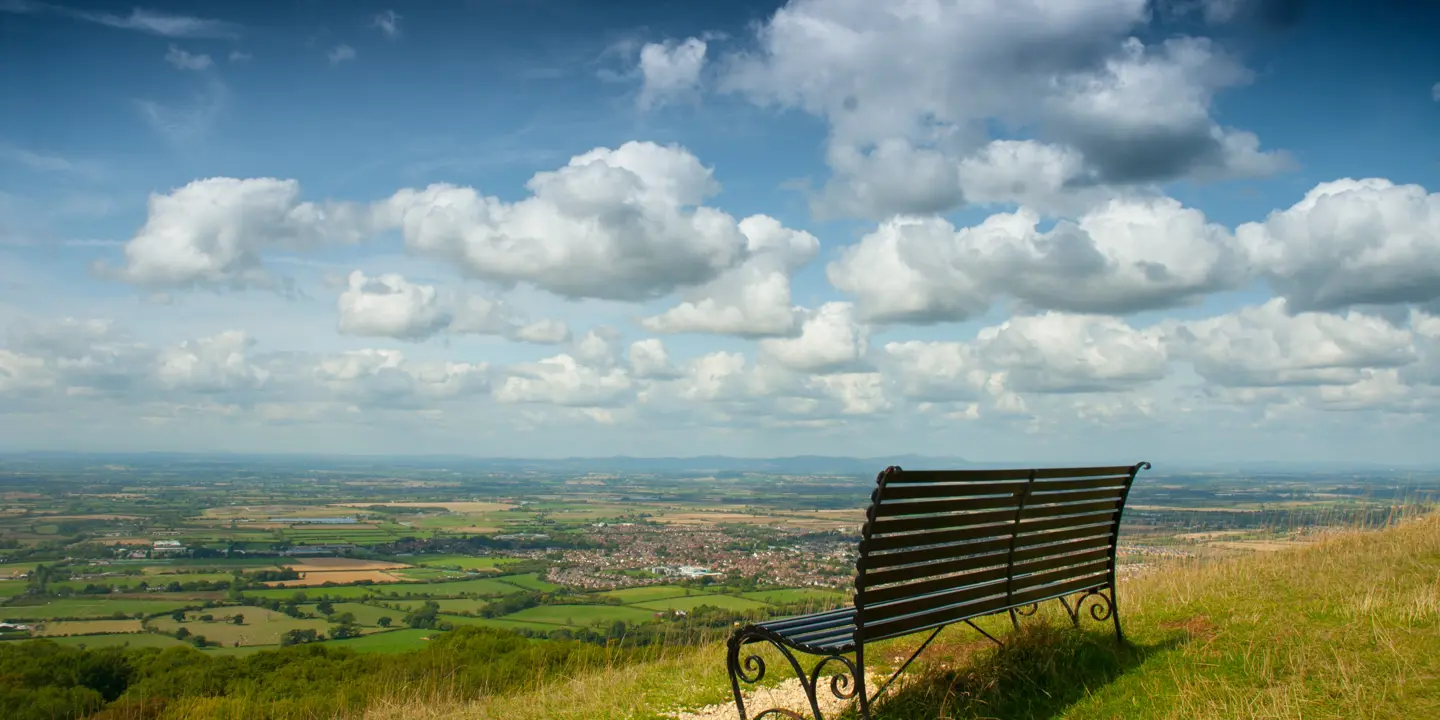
[861,559,1109,627]
[1009,573,1109,607]
[790,624,857,646]
[860,534,1015,572]
[881,465,1136,485]
[883,468,1034,483]
[1012,533,1114,563]
[1014,510,1120,535]
[1010,548,1111,577]
[860,548,1009,589]
[861,519,1016,553]
[881,481,1028,501]
[860,573,1107,642]
[1017,499,1122,520]
[863,509,1119,554]
[1028,475,1130,493]
[860,565,1010,605]
[1014,524,1117,551]
[875,493,1023,518]
[761,608,851,632]
[860,594,1009,641]
[1031,465,1137,480]
[860,576,1008,625]
[870,508,1016,536]
[1021,488,1126,507]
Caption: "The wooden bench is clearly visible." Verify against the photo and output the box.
[726,462,1151,720]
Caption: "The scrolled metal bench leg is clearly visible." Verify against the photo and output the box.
[1070,586,1124,645]
[728,626,861,719]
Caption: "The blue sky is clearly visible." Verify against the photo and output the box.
[1,0,1439,463]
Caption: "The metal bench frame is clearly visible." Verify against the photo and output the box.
[725,462,1151,720]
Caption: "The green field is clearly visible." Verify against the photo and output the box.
[598,585,698,603]
[320,629,440,653]
[0,580,27,597]
[299,602,397,626]
[501,604,657,627]
[30,633,192,650]
[244,585,381,601]
[493,573,560,591]
[0,598,197,620]
[151,606,331,646]
[430,598,488,614]
[461,617,571,633]
[634,594,771,613]
[392,567,463,581]
[413,555,522,572]
[740,588,849,605]
[377,577,528,598]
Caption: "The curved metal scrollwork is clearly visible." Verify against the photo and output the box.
[727,626,860,720]
[1077,588,1115,622]
[1058,587,1116,627]
[1015,602,1040,617]
[810,654,860,702]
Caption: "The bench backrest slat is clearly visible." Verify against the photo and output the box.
[854,463,1148,643]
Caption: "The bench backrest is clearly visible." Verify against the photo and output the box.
[853,463,1150,643]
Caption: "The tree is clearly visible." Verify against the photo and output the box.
[170,611,186,623]
[377,616,392,628]
[316,600,334,616]
[329,622,361,639]
[174,627,190,640]
[189,635,208,648]
[230,614,245,625]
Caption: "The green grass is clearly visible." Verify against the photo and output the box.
[244,585,380,601]
[151,606,330,646]
[320,628,439,653]
[413,555,522,572]
[0,580,27,598]
[0,598,196,620]
[500,604,657,628]
[493,573,560,592]
[392,567,463,581]
[598,585,698,603]
[28,633,191,650]
[376,578,528,598]
[429,599,489,614]
[458,617,572,633]
[298,602,398,627]
[633,594,771,613]
[741,588,849,605]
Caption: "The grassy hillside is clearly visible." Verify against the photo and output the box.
[363,512,1440,720]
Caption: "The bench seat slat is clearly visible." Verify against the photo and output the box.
[759,607,852,632]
